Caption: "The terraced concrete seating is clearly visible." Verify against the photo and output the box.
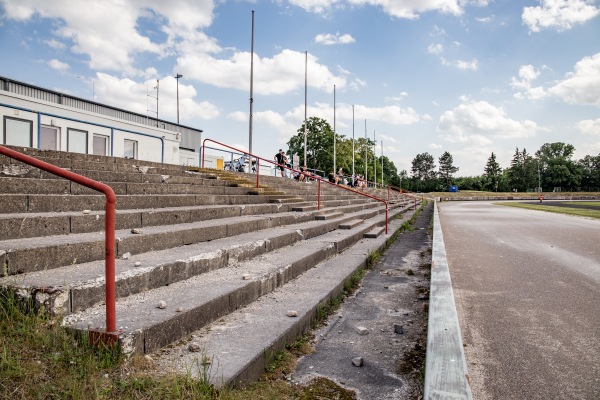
[0,145,418,387]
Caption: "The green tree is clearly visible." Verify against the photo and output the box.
[535,142,582,190]
[507,147,536,191]
[287,117,394,182]
[411,152,436,192]
[578,154,600,190]
[483,152,502,192]
[438,151,459,187]
[379,155,399,186]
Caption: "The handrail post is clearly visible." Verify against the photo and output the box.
[0,145,117,336]
[317,179,321,210]
[256,160,260,188]
[385,203,388,234]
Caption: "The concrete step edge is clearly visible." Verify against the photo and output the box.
[61,209,402,355]
[151,215,409,387]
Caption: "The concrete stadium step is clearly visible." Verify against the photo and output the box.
[339,219,364,229]
[9,205,400,314]
[315,211,345,220]
[0,202,387,275]
[150,212,413,387]
[1,145,211,175]
[0,193,290,214]
[1,204,401,315]
[0,202,294,240]
[61,206,406,355]
[0,176,257,196]
[364,226,385,238]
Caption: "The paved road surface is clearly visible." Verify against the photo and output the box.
[439,201,600,400]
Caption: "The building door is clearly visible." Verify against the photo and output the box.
[93,134,109,156]
[40,126,60,150]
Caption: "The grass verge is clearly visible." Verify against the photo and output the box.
[496,202,600,219]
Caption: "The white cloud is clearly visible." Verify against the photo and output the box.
[287,0,343,14]
[522,0,600,33]
[0,0,215,76]
[178,49,347,95]
[441,57,479,71]
[347,0,488,19]
[549,52,600,106]
[385,92,409,102]
[47,58,69,72]
[94,72,219,123]
[288,0,488,19]
[427,43,444,54]
[510,64,547,100]
[578,118,600,135]
[428,143,443,149]
[438,100,544,142]
[44,39,66,50]
[315,32,356,45]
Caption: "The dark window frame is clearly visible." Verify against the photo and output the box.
[67,128,88,154]
[3,116,33,147]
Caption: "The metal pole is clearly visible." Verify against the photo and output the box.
[364,119,367,185]
[156,79,159,125]
[304,50,307,168]
[381,140,384,187]
[249,10,255,155]
[333,84,336,175]
[175,73,182,124]
[352,105,355,178]
[373,130,376,188]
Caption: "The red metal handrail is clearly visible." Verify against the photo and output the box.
[0,145,117,336]
[201,139,390,233]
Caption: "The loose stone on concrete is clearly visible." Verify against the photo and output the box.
[357,326,369,335]
[188,342,201,352]
[352,357,364,367]
[394,324,404,335]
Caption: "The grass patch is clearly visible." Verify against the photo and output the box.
[496,202,600,219]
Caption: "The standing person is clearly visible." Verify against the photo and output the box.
[539,194,543,204]
[274,149,286,177]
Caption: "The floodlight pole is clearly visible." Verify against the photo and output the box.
[175,73,182,124]
[249,10,255,156]
[373,130,376,188]
[304,51,308,168]
[381,140,384,187]
[364,119,368,185]
[352,105,355,178]
[333,84,336,174]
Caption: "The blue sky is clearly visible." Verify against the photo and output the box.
[1,0,599,176]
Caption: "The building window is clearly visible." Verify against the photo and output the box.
[124,139,137,159]
[3,116,32,147]
[68,128,88,154]
[40,125,60,150]
[93,134,109,156]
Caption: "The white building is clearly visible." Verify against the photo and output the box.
[0,76,220,167]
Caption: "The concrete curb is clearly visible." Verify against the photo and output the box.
[424,202,473,400]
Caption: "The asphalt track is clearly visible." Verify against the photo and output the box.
[438,201,600,400]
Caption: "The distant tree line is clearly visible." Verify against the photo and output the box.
[407,142,600,193]
[286,118,599,193]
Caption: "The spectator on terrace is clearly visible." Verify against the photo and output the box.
[274,149,286,177]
